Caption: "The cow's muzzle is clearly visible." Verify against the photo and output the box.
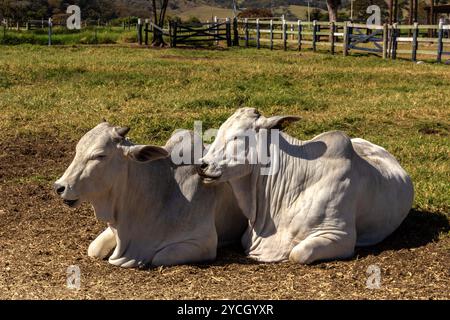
[197,161,222,183]
[54,182,80,207]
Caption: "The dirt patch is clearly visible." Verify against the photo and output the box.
[417,122,449,136]
[0,135,74,183]
[0,135,449,299]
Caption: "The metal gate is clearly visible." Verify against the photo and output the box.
[169,21,231,47]
[347,23,385,54]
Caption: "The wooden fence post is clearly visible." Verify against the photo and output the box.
[412,22,418,61]
[172,21,178,47]
[244,18,249,47]
[48,18,52,46]
[382,23,389,59]
[214,16,218,46]
[312,20,317,52]
[169,21,172,47]
[256,18,260,49]
[137,18,142,45]
[298,20,302,51]
[330,21,335,55]
[343,21,349,56]
[233,17,239,46]
[291,23,294,41]
[226,17,232,47]
[283,18,287,51]
[348,22,353,51]
[437,20,444,63]
[145,19,149,45]
[392,23,398,59]
[270,19,273,50]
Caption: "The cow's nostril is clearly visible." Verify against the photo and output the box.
[56,186,65,195]
[200,162,208,170]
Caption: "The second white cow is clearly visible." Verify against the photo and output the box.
[199,108,414,264]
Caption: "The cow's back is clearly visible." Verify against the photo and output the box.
[351,138,414,246]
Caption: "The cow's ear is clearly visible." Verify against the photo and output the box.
[125,145,169,162]
[256,115,300,130]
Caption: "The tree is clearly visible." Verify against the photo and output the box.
[2,1,31,21]
[0,0,13,20]
[326,0,341,22]
[310,8,328,21]
[151,0,169,47]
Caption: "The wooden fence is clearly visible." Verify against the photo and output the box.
[2,19,128,30]
[2,16,449,62]
[235,18,450,63]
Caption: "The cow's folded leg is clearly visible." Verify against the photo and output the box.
[289,231,355,264]
[88,227,116,259]
[152,241,216,266]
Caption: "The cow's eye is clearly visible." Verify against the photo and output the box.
[91,155,106,161]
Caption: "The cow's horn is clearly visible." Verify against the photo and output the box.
[116,126,130,137]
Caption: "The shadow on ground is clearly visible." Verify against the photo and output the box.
[355,209,449,258]
[207,209,450,266]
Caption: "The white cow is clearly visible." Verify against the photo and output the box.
[199,108,414,264]
[54,122,245,267]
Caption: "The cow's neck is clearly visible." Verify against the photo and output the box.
[92,158,175,266]
[91,161,129,224]
[229,132,308,258]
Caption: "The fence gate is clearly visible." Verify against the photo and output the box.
[169,21,231,47]
[347,23,384,54]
